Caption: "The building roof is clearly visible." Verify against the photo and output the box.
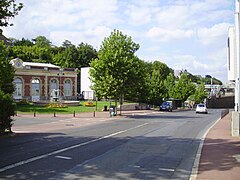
[11,58,60,69]
[23,61,59,68]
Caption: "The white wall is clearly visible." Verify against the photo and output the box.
[80,67,94,100]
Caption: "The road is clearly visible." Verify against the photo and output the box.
[0,109,221,179]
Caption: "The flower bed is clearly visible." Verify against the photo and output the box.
[84,101,96,107]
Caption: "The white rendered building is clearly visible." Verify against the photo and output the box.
[80,67,95,100]
[228,26,237,82]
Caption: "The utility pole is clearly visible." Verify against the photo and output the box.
[232,0,240,136]
[235,0,240,112]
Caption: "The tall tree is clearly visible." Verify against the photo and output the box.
[0,41,15,133]
[193,83,208,104]
[77,42,97,67]
[171,72,196,103]
[90,29,140,101]
[0,0,23,27]
[0,42,15,93]
[148,61,172,105]
[33,36,51,48]
[164,72,176,99]
[9,37,34,46]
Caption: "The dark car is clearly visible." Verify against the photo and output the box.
[160,101,173,112]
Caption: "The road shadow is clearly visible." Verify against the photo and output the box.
[0,131,200,179]
[1,117,238,180]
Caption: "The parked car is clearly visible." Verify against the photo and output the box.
[160,101,173,112]
[196,104,208,114]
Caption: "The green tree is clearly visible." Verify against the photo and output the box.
[0,41,15,133]
[171,72,196,103]
[0,42,15,94]
[0,91,15,133]
[193,83,208,104]
[33,36,51,48]
[90,29,140,101]
[148,61,172,105]
[0,0,23,27]
[62,40,73,48]
[9,37,34,46]
[77,42,97,67]
[164,72,176,99]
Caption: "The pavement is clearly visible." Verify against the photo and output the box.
[11,110,240,179]
[196,112,240,180]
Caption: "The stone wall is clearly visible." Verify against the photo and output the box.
[207,96,234,109]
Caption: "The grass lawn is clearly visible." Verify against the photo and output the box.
[16,101,122,114]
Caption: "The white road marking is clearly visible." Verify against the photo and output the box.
[55,156,72,160]
[158,168,175,172]
[0,123,148,173]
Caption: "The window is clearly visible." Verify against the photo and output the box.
[32,79,40,96]
[50,79,58,91]
[13,78,23,98]
[64,79,71,96]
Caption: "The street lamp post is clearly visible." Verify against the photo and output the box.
[57,68,64,97]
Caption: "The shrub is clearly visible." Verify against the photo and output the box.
[0,91,16,133]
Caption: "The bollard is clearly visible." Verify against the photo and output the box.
[73,111,75,117]
[54,111,56,117]
[93,111,95,117]
[34,111,36,117]
[15,111,17,116]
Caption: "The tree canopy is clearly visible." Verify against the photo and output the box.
[0,41,15,133]
[0,0,23,27]
[90,29,141,100]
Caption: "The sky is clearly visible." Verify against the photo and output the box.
[3,0,235,83]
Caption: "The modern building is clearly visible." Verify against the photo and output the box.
[228,26,237,82]
[11,58,78,102]
[80,67,95,100]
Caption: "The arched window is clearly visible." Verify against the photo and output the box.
[13,78,23,99]
[50,79,58,92]
[64,79,71,96]
[32,79,40,96]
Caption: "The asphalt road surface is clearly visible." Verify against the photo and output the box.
[0,109,221,180]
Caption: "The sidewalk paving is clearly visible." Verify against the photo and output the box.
[196,113,240,180]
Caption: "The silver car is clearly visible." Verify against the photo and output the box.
[196,104,208,114]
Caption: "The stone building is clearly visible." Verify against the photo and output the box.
[11,58,78,102]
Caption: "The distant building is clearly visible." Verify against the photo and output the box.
[0,29,9,46]
[80,67,95,100]
[11,58,78,101]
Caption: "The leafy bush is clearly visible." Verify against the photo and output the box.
[0,91,16,133]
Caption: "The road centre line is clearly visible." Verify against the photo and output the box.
[0,123,149,173]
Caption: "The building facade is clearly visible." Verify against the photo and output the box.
[11,58,78,101]
[80,67,95,100]
[228,26,237,82]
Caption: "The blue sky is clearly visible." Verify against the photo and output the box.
[3,0,235,82]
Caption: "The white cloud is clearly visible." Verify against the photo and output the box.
[147,27,194,42]
[197,23,232,45]
[2,0,233,82]
[125,5,152,26]
[50,26,111,46]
